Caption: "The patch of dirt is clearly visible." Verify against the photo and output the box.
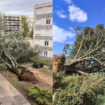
[0,69,52,105]
[29,68,53,87]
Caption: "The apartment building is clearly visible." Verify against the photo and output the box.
[33,2,53,61]
[27,16,34,32]
[0,13,34,36]
[0,13,21,36]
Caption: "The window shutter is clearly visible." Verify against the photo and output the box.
[47,6,52,13]
[36,8,42,14]
[35,40,40,45]
[36,30,41,35]
[45,30,49,36]
[36,20,41,25]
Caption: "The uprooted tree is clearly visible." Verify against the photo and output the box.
[0,17,41,79]
[63,24,105,74]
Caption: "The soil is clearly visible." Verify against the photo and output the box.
[0,68,53,105]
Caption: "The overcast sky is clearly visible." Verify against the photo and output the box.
[0,0,52,16]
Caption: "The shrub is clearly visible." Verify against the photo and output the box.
[25,85,52,105]
[30,57,51,67]
[33,62,44,68]
[33,62,37,68]
[40,63,44,67]
[17,66,26,70]
[17,56,29,64]
[53,73,105,105]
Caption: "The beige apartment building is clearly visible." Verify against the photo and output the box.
[27,16,34,32]
[0,13,34,36]
[33,2,53,61]
[0,13,21,36]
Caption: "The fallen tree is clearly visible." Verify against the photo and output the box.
[0,17,41,80]
[63,24,105,74]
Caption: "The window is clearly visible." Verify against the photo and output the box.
[35,40,40,45]
[36,8,42,14]
[47,6,52,13]
[45,30,49,36]
[29,24,31,26]
[36,30,41,35]
[36,20,41,25]
[46,19,50,24]
[45,41,49,46]
[44,51,48,56]
[29,19,31,22]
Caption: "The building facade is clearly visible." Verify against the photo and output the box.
[0,13,34,36]
[33,2,53,61]
[26,16,34,32]
[0,14,21,36]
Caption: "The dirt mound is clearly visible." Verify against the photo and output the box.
[20,70,38,84]
[53,55,65,72]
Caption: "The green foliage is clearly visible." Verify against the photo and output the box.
[53,71,65,90]
[17,66,26,70]
[53,72,105,105]
[25,85,52,105]
[33,62,37,68]
[0,63,7,70]
[33,62,44,68]
[17,56,29,64]
[0,17,8,32]
[20,16,29,38]
[29,28,33,38]
[30,57,52,67]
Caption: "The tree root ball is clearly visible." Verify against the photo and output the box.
[20,70,38,84]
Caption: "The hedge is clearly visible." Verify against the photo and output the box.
[30,57,52,67]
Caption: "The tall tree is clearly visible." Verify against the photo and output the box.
[0,17,8,33]
[20,16,29,38]
[63,24,105,73]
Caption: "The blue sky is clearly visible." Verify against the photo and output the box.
[53,0,105,55]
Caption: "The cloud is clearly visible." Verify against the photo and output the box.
[53,25,75,43]
[64,0,72,4]
[68,5,88,22]
[69,27,75,32]
[66,41,74,44]
[0,0,52,16]
[56,9,67,18]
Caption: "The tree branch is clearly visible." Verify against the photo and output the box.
[79,40,105,59]
[0,57,11,68]
[3,51,15,67]
[74,39,84,60]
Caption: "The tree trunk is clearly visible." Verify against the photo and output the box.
[65,59,87,75]
[10,66,20,78]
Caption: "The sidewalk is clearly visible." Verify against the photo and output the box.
[0,73,31,105]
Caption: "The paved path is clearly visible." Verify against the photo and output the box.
[21,63,34,70]
[0,73,31,105]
